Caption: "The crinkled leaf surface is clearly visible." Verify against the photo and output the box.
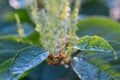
[0,38,29,64]
[72,41,120,80]
[11,46,49,80]
[71,57,114,80]
[74,35,114,53]
[0,58,13,80]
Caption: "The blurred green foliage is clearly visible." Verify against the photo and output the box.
[77,16,120,42]
[0,0,120,80]
[81,0,109,16]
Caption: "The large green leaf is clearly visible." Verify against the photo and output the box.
[72,41,120,80]
[71,57,114,80]
[74,35,114,53]
[11,46,49,80]
[0,58,13,80]
[77,16,120,41]
[0,38,29,64]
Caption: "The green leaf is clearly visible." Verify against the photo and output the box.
[0,58,13,80]
[74,35,114,53]
[0,38,29,64]
[11,46,49,80]
[0,23,34,37]
[71,57,114,80]
[77,16,120,41]
[71,41,120,80]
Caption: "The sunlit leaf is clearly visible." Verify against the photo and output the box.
[74,35,114,53]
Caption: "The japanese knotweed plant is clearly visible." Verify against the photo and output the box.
[25,0,117,66]
[29,0,80,65]
[0,0,119,80]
